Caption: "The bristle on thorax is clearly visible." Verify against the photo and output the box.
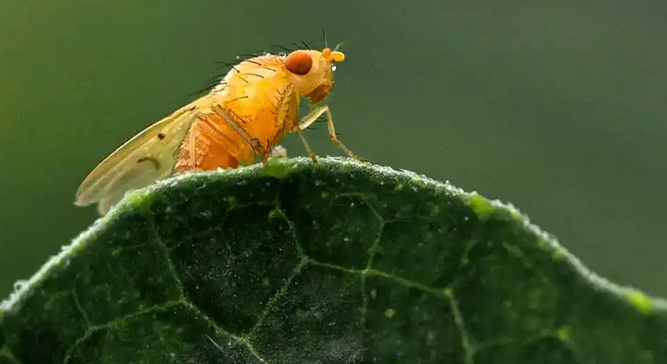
[209,54,287,94]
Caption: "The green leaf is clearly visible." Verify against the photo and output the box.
[1,157,666,364]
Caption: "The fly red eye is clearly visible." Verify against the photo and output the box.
[285,51,313,75]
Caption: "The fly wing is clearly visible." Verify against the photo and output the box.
[75,100,208,215]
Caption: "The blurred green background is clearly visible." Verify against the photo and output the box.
[1,0,666,299]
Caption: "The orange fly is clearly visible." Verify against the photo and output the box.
[74,40,366,215]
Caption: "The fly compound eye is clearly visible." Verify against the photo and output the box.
[285,51,313,75]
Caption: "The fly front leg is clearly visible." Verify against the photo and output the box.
[297,105,369,163]
[297,130,317,163]
[292,106,321,163]
[292,106,323,163]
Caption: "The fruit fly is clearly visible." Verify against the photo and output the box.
[74,42,366,215]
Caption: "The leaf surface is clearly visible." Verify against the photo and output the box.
[1,157,665,364]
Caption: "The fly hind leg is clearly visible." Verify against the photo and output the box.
[296,104,369,163]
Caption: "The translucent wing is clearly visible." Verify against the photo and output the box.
[75,99,209,215]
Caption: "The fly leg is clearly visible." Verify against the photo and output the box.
[195,112,247,161]
[296,104,369,163]
[297,130,317,163]
[292,106,327,163]
[211,104,266,157]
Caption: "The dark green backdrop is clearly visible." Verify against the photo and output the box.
[1,0,666,299]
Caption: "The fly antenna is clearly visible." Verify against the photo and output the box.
[321,27,328,49]
[333,40,347,52]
